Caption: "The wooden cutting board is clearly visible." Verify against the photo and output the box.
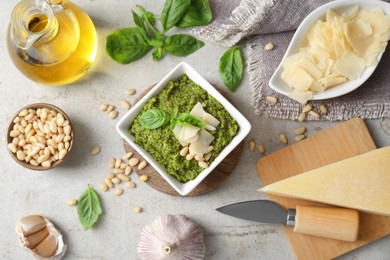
[256,118,390,260]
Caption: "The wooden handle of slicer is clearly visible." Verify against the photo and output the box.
[293,206,359,242]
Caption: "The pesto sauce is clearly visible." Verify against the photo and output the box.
[129,74,239,183]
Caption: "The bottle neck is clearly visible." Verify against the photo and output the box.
[11,0,59,49]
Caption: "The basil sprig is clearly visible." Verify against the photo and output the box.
[139,108,206,130]
[77,184,102,230]
[219,46,244,92]
[106,0,212,64]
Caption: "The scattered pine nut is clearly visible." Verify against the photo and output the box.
[91,146,101,155]
[125,181,136,188]
[108,158,116,168]
[138,160,147,170]
[108,111,118,119]
[139,175,149,182]
[100,182,108,192]
[111,177,121,184]
[125,88,136,96]
[133,207,142,213]
[129,158,140,167]
[320,104,328,114]
[114,188,124,196]
[249,140,255,151]
[104,179,114,189]
[125,166,132,175]
[120,162,127,169]
[264,42,275,51]
[295,135,306,142]
[118,174,130,181]
[294,127,306,135]
[122,152,133,160]
[309,111,320,120]
[106,105,114,113]
[120,100,131,110]
[266,96,277,104]
[67,199,78,206]
[113,168,125,174]
[115,158,122,169]
[107,173,115,179]
[258,144,265,154]
[99,104,108,111]
[302,104,312,113]
[279,134,288,144]
[298,112,306,122]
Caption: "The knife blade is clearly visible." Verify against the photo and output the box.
[216,200,359,242]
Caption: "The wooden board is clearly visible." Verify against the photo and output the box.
[256,118,390,260]
[123,85,243,196]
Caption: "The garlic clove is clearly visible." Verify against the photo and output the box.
[137,214,205,260]
[16,215,67,259]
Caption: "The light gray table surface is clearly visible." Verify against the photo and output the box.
[1,0,390,259]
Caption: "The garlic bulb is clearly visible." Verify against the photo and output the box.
[16,215,67,259]
[137,214,205,260]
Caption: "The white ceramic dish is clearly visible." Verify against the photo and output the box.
[116,62,251,196]
[269,0,390,101]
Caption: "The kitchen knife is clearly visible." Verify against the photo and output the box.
[216,200,359,242]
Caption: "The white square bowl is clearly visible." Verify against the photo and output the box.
[116,62,251,196]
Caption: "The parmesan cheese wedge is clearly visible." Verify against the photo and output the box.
[259,146,390,216]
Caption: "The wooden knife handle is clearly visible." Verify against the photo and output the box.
[293,206,359,242]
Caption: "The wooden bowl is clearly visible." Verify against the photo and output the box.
[6,103,74,171]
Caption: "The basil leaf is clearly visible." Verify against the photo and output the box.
[175,113,206,128]
[176,0,212,28]
[152,47,165,60]
[160,0,191,32]
[106,28,152,64]
[77,184,102,230]
[165,34,204,56]
[139,108,170,129]
[219,46,244,92]
[148,34,165,48]
[132,11,150,41]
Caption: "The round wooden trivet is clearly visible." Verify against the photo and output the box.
[123,85,244,196]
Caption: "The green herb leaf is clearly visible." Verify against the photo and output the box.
[148,34,165,48]
[152,47,165,60]
[132,11,150,40]
[106,28,152,64]
[160,0,191,32]
[77,184,102,230]
[219,46,244,92]
[139,108,170,129]
[175,113,206,128]
[165,34,204,56]
[176,0,212,28]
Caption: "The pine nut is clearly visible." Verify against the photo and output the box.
[125,88,136,95]
[58,149,67,160]
[108,111,118,119]
[302,104,312,113]
[204,146,214,154]
[19,109,28,117]
[139,175,149,182]
[91,146,101,155]
[198,161,208,168]
[309,111,320,120]
[104,179,114,189]
[125,166,132,175]
[298,112,306,122]
[114,188,123,196]
[132,207,142,213]
[115,158,122,168]
[113,168,124,174]
[266,96,277,104]
[111,177,121,184]
[122,152,133,160]
[41,160,52,168]
[320,104,328,114]
[118,174,130,181]
[16,151,25,161]
[186,154,194,160]
[99,104,108,111]
[195,155,204,162]
[10,130,20,138]
[249,140,255,151]
[63,125,71,135]
[264,42,275,51]
[279,134,288,144]
[63,135,72,142]
[120,100,131,110]
[106,105,114,113]
[100,182,108,192]
[138,160,147,170]
[8,143,17,153]
[295,135,306,142]
[120,163,127,169]
[294,127,306,135]
[129,158,140,167]
[180,146,189,156]
[125,181,136,188]
[258,144,265,154]
[67,199,78,206]
[107,173,115,179]
[108,158,116,168]
[204,152,212,161]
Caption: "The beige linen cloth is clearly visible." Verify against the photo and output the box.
[191,0,390,120]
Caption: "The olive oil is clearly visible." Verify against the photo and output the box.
[7,0,97,86]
